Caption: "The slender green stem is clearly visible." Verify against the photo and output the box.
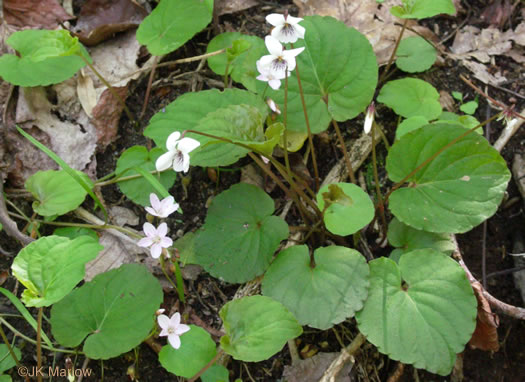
[282,70,292,178]
[37,307,43,382]
[140,55,159,118]
[330,119,356,184]
[371,122,387,236]
[95,170,162,187]
[81,57,135,124]
[8,212,142,238]
[383,113,501,204]
[172,258,186,304]
[0,325,20,367]
[291,45,320,190]
[188,349,224,382]
[160,256,183,302]
[378,19,408,85]
[184,129,321,218]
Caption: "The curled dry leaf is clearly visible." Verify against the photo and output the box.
[73,0,148,46]
[282,352,352,382]
[4,0,73,29]
[469,282,500,351]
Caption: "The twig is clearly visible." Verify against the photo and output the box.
[319,333,366,382]
[0,181,33,245]
[140,55,159,118]
[493,107,525,152]
[76,358,90,382]
[452,236,525,320]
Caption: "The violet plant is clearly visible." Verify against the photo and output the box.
[0,0,520,380]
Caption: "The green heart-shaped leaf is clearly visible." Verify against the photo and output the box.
[267,15,378,133]
[390,0,455,19]
[50,264,163,359]
[195,183,288,283]
[378,78,442,120]
[115,146,176,206]
[317,183,374,236]
[262,245,369,329]
[396,36,437,73]
[12,235,103,307]
[136,0,212,56]
[0,30,90,86]
[356,250,477,375]
[386,123,510,233]
[220,295,302,362]
[25,170,93,217]
[159,325,216,378]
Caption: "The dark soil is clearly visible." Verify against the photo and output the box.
[1,0,524,381]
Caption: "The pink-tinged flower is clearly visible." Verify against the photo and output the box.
[258,36,304,76]
[256,59,288,90]
[145,193,179,218]
[158,312,190,349]
[137,222,172,259]
[266,13,305,44]
[364,102,375,134]
[155,132,200,173]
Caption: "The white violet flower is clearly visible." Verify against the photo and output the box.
[364,102,375,134]
[145,193,179,218]
[258,36,304,77]
[158,312,190,349]
[266,13,305,44]
[137,222,173,259]
[155,131,200,173]
[256,59,288,90]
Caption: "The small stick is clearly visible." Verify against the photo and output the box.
[0,181,33,245]
[140,56,159,118]
[452,236,525,320]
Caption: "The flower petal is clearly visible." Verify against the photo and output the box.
[137,237,153,247]
[158,314,170,330]
[175,323,191,336]
[165,131,181,151]
[155,151,175,172]
[150,193,161,210]
[143,222,156,237]
[170,312,181,326]
[151,244,162,258]
[284,47,305,58]
[268,78,282,90]
[286,15,303,25]
[172,151,186,173]
[266,13,285,27]
[157,222,168,237]
[178,137,200,154]
[160,237,173,248]
[265,35,283,57]
[168,333,181,349]
[144,206,158,217]
[258,55,275,70]
[294,23,306,39]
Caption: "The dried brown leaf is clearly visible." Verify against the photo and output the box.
[282,352,353,382]
[469,282,500,351]
[215,0,258,16]
[293,0,438,65]
[4,0,73,29]
[73,0,147,46]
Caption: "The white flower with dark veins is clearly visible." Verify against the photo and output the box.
[137,222,173,259]
[266,13,305,44]
[145,193,179,218]
[155,132,200,173]
[256,59,289,90]
[158,313,190,349]
[258,36,304,77]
